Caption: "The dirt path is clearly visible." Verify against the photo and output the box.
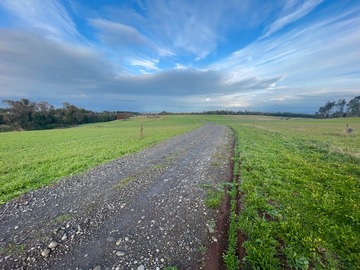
[0,124,233,270]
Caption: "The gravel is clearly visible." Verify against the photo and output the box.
[0,124,233,269]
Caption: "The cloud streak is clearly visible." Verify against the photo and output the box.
[261,0,324,38]
[0,0,359,113]
[0,0,80,42]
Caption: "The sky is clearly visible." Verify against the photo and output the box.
[0,0,359,113]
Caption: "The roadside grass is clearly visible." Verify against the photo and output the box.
[0,115,202,203]
[223,127,241,270]
[220,116,360,269]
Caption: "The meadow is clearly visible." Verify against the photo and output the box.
[221,116,360,269]
[0,115,202,203]
[1,114,359,269]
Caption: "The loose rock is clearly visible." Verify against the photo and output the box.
[48,241,58,249]
[116,250,126,256]
[41,249,50,258]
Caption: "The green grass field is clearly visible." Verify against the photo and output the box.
[220,116,360,269]
[1,114,359,268]
[0,115,202,203]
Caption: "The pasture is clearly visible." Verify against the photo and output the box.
[222,116,360,269]
[1,114,359,269]
[0,116,201,203]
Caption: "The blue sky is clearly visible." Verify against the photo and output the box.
[0,0,359,113]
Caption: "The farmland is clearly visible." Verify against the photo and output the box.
[221,116,360,269]
[0,115,359,269]
[0,116,201,203]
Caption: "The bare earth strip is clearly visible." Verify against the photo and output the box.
[0,124,233,270]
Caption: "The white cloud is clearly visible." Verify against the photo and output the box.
[103,0,255,60]
[90,19,149,47]
[0,0,80,42]
[261,0,323,38]
[131,59,159,71]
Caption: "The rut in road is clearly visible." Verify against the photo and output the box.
[0,124,233,270]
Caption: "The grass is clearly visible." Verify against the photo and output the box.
[0,243,26,256]
[1,114,359,269]
[53,213,72,223]
[217,116,360,269]
[0,115,203,203]
[115,176,135,189]
[201,183,225,209]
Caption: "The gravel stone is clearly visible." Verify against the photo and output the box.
[106,236,115,242]
[115,251,126,256]
[41,249,50,258]
[48,241,59,249]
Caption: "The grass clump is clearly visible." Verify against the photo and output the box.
[200,183,224,209]
[53,213,72,223]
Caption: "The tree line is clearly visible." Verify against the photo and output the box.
[315,96,360,118]
[0,99,137,131]
[159,110,315,118]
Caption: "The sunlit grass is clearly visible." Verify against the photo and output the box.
[0,115,202,203]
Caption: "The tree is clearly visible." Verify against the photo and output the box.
[2,98,36,129]
[34,101,55,128]
[347,96,360,117]
[334,99,346,117]
[62,102,84,125]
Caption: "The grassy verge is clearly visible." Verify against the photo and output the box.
[223,127,240,269]
[221,116,360,269]
[0,115,202,203]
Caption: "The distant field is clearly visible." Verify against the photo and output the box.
[221,116,360,269]
[0,115,202,203]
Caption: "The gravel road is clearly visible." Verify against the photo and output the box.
[0,124,233,270]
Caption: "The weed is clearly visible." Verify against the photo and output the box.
[199,245,207,255]
[201,183,224,209]
[0,243,26,256]
[54,213,72,223]
[115,176,134,189]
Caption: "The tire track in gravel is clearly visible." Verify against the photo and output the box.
[0,124,233,270]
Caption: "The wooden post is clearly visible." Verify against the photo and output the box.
[140,123,144,139]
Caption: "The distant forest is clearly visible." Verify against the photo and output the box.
[0,99,138,131]
[315,96,360,118]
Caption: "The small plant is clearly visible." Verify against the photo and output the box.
[54,213,72,223]
[164,266,178,270]
[0,243,26,256]
[115,176,134,189]
[201,183,224,209]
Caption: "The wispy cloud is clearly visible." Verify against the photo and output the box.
[101,0,254,60]
[0,0,80,42]
[0,0,359,113]
[211,4,360,111]
[131,59,159,71]
[261,0,323,38]
[90,19,150,48]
